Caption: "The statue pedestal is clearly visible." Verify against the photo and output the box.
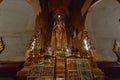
[56,57,66,79]
[17,66,30,80]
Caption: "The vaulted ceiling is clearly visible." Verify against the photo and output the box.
[1,0,117,32]
[40,0,98,17]
[37,0,98,32]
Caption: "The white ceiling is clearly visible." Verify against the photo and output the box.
[0,0,35,33]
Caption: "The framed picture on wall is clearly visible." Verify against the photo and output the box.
[27,77,42,80]
[81,71,93,80]
[94,74,105,80]
[67,71,79,80]
[77,59,90,70]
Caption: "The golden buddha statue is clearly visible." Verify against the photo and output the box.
[113,40,120,62]
[50,15,68,49]
[0,37,4,54]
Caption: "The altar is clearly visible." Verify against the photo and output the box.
[17,13,104,80]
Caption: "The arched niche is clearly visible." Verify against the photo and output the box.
[85,0,120,61]
[0,0,35,61]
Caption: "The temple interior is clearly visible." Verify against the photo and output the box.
[0,0,120,80]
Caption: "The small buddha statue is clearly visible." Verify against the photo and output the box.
[0,37,4,54]
[113,40,120,62]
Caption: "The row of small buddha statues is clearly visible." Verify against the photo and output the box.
[25,46,96,66]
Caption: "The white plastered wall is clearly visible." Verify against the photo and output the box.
[0,0,35,61]
[86,0,120,61]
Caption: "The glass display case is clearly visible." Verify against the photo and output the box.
[66,58,93,80]
[27,57,55,80]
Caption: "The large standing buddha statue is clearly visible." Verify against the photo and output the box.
[50,15,68,50]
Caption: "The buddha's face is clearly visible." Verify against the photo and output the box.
[57,15,62,21]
